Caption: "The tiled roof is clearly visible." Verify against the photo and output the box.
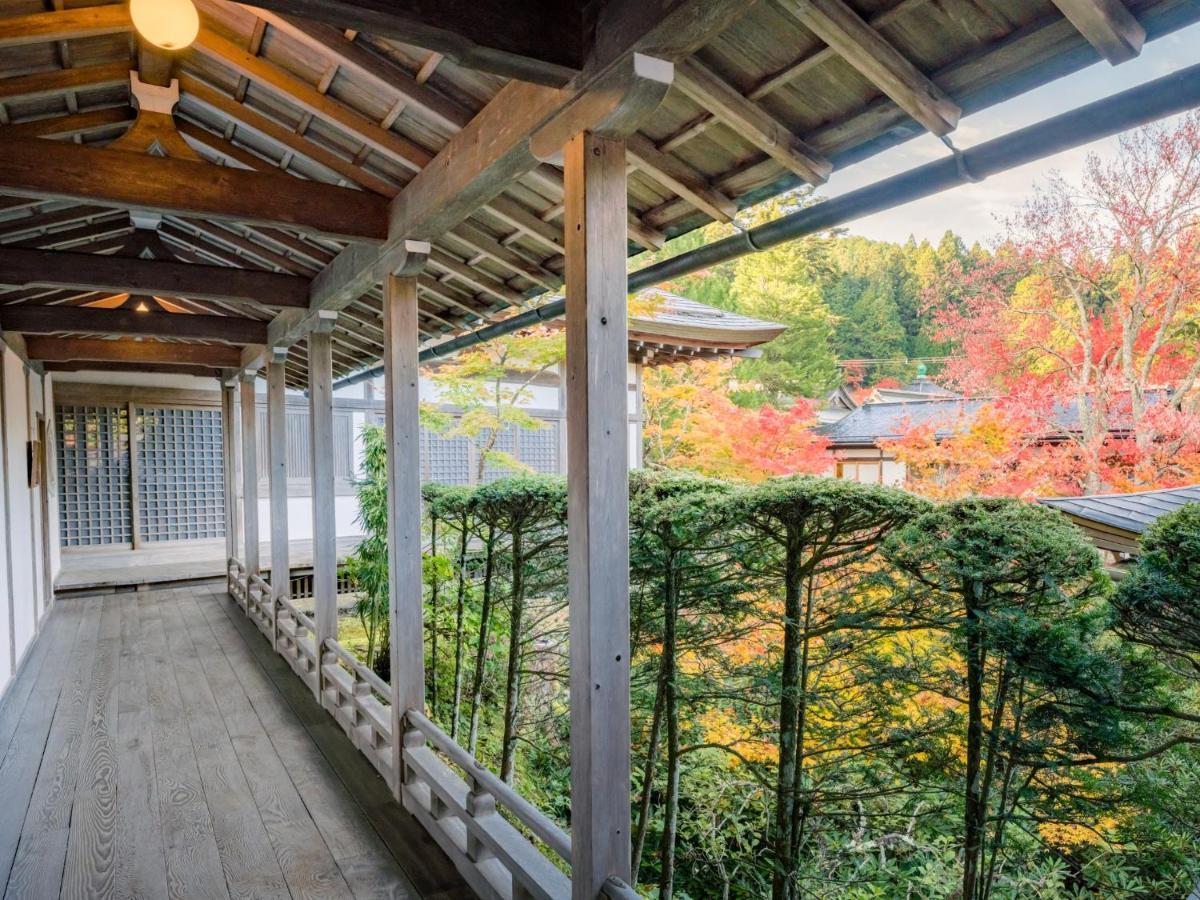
[629,291,787,348]
[1040,485,1200,535]
[820,398,989,446]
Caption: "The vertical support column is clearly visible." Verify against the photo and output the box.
[267,350,290,640]
[221,376,241,591]
[308,314,338,663]
[564,131,632,899]
[240,371,260,576]
[382,242,430,799]
[127,401,142,549]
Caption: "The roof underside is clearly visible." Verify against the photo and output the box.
[2,0,1199,388]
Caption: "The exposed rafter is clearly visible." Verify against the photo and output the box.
[0,5,130,48]
[0,306,268,344]
[1051,0,1145,64]
[0,246,312,307]
[25,336,244,366]
[0,136,389,242]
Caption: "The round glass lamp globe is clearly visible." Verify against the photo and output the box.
[130,0,200,50]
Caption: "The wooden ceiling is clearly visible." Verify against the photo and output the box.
[1,0,1198,387]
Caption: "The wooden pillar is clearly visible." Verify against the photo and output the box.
[221,378,241,577]
[267,351,290,619]
[564,131,631,899]
[308,317,338,655]
[240,371,260,576]
[382,244,429,797]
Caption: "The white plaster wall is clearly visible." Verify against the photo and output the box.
[881,460,906,487]
[2,349,35,694]
[26,370,45,622]
[256,496,363,543]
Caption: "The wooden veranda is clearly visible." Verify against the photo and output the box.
[2,0,1200,898]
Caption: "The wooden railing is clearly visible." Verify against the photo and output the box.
[226,555,582,900]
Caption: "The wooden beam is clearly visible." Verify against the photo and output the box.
[2,107,134,140]
[240,372,261,575]
[0,135,389,243]
[0,306,268,344]
[564,131,631,900]
[307,321,337,668]
[675,58,831,184]
[0,247,312,308]
[0,61,130,103]
[236,12,471,134]
[191,29,432,175]
[44,360,224,377]
[240,0,584,86]
[24,336,243,366]
[383,270,426,795]
[266,352,290,620]
[625,132,737,222]
[0,5,131,48]
[777,0,960,136]
[1051,0,1145,64]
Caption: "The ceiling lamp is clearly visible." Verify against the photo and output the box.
[130,0,200,51]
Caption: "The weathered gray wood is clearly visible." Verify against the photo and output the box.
[267,355,291,611]
[776,0,960,136]
[199,585,463,898]
[240,373,261,576]
[236,0,583,85]
[222,382,241,573]
[5,598,103,898]
[308,326,338,658]
[112,593,169,900]
[128,401,143,551]
[0,306,267,345]
[383,269,428,790]
[563,131,633,899]
[157,589,293,900]
[137,590,231,900]
[25,336,244,367]
[0,247,311,309]
[0,135,389,243]
[0,601,84,892]
[61,595,121,900]
[167,590,353,899]
[1051,0,1145,63]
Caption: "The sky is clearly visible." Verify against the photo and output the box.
[817,21,1200,247]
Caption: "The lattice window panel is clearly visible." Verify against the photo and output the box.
[56,405,131,547]
[518,422,561,474]
[424,425,471,485]
[135,407,225,542]
[481,427,517,483]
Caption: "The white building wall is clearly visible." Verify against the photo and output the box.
[0,347,55,701]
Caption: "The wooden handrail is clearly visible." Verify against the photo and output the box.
[602,876,641,899]
[405,708,572,862]
[276,593,316,634]
[322,637,391,697]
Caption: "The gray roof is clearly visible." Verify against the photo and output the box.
[1039,485,1200,535]
[629,291,786,347]
[820,398,989,446]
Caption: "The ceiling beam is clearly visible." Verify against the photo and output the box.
[625,132,737,222]
[43,360,224,377]
[0,306,269,344]
[3,106,135,140]
[675,58,831,184]
[0,135,389,242]
[0,61,130,103]
[0,246,312,308]
[0,5,131,48]
[1050,0,1145,64]
[238,0,584,86]
[776,0,960,136]
[25,336,244,366]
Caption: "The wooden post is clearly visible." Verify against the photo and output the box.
[564,131,631,899]
[221,377,241,588]
[382,243,429,799]
[308,315,338,665]
[240,371,260,576]
[267,350,290,640]
[127,400,143,549]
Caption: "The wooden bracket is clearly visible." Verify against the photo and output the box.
[529,54,673,163]
[380,239,431,277]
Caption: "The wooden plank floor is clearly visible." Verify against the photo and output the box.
[0,584,471,900]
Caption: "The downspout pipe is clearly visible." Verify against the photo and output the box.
[334,61,1200,390]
